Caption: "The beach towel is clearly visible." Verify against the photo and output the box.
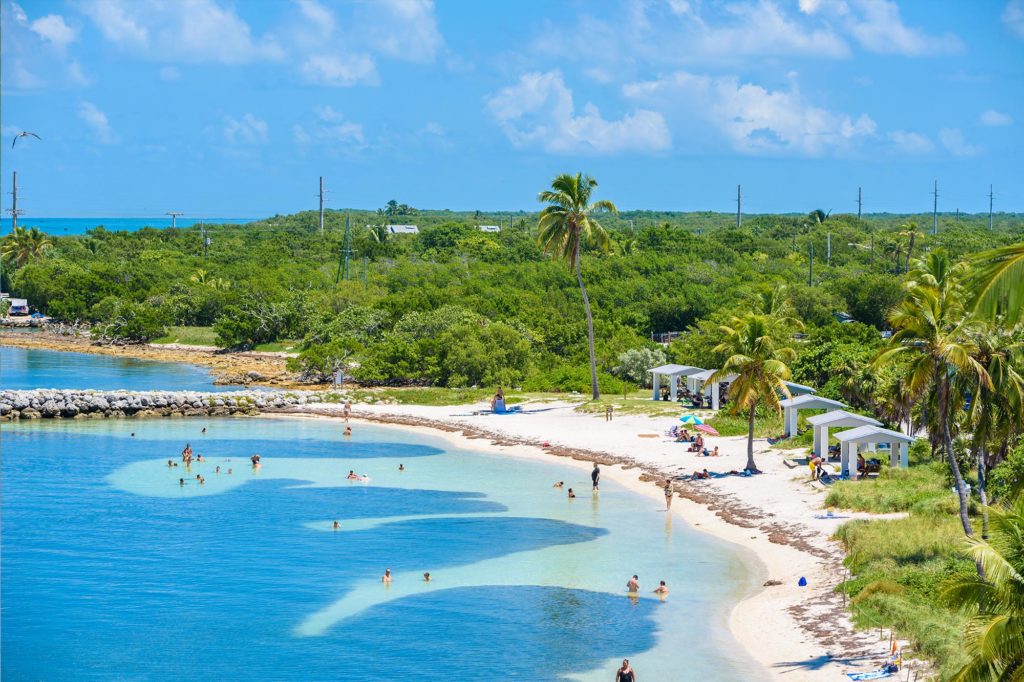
[846,671,892,680]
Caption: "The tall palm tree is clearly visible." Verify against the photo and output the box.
[874,258,990,537]
[1,226,52,267]
[537,172,617,400]
[898,222,923,274]
[706,313,796,472]
[959,326,1024,536]
[941,495,1024,681]
[969,242,1024,325]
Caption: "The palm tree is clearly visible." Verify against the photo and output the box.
[537,172,617,400]
[968,242,1024,325]
[1,226,52,267]
[958,326,1024,537]
[874,255,990,537]
[941,495,1024,681]
[706,313,796,472]
[897,222,923,274]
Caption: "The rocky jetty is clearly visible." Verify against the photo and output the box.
[0,389,325,421]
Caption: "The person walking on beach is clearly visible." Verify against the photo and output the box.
[616,659,636,681]
[664,480,673,510]
[591,463,600,491]
[626,575,640,592]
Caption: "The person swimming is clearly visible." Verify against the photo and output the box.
[179,478,184,486]
[567,488,576,499]
[653,580,670,595]
[227,468,232,475]
[215,466,221,474]
[423,572,431,582]
[343,426,352,437]
[347,470,359,480]
[626,575,640,593]
[553,481,564,488]
[250,454,261,469]
[196,454,204,463]
[201,427,207,434]
[167,459,174,467]
[333,521,340,530]
[398,464,405,471]
[381,568,392,584]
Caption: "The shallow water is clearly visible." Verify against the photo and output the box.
[0,345,237,392]
[1,417,765,681]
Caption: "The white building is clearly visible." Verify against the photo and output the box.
[478,225,501,233]
[387,225,419,235]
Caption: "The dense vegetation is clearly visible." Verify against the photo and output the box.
[3,190,1024,679]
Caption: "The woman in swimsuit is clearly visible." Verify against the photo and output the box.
[616,659,636,682]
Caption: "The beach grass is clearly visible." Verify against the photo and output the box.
[705,410,784,437]
[835,513,974,677]
[151,326,220,347]
[252,339,303,353]
[825,462,969,515]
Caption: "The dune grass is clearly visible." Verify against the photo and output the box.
[151,326,220,347]
[835,513,974,678]
[825,462,971,516]
[252,339,302,353]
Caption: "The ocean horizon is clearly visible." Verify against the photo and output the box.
[0,217,256,236]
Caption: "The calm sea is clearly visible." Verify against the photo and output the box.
[0,352,764,681]
[0,217,254,236]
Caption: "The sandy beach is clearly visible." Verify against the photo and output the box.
[280,399,915,681]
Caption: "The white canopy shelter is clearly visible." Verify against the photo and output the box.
[805,410,882,457]
[649,364,704,401]
[779,394,846,437]
[785,381,816,397]
[689,369,738,410]
[834,425,915,480]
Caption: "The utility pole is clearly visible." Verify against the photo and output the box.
[201,219,208,257]
[318,176,325,236]
[362,254,367,287]
[955,208,960,224]
[6,171,24,230]
[989,185,994,230]
[827,231,831,265]
[857,186,862,220]
[736,184,742,228]
[932,180,939,236]
[343,213,352,280]
[166,211,183,229]
[808,242,814,286]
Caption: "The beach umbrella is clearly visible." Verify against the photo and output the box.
[679,414,704,425]
[695,424,719,436]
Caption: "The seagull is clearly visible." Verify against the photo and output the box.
[12,131,41,148]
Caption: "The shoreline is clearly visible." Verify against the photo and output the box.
[276,404,906,681]
[0,330,305,389]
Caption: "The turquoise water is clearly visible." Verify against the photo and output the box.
[0,217,253,235]
[1,416,765,680]
[0,345,237,392]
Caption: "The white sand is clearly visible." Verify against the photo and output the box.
[292,399,912,680]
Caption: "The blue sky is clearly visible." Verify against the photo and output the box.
[2,0,1022,217]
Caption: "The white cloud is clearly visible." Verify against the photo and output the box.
[939,128,981,157]
[29,14,76,48]
[295,0,334,35]
[843,0,962,55]
[1004,0,1024,38]
[421,122,445,136]
[486,71,671,155]
[685,1,850,59]
[294,108,366,148]
[78,101,117,144]
[159,66,181,81]
[300,53,377,86]
[888,130,933,154]
[624,71,875,156]
[356,0,443,62]
[67,60,91,85]
[223,113,268,145]
[979,109,1013,127]
[79,0,282,64]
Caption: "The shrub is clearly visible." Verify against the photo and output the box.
[612,347,667,387]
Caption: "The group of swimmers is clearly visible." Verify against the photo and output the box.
[626,574,670,596]
[379,568,433,585]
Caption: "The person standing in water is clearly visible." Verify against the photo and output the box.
[381,568,392,584]
[591,463,600,491]
[616,659,636,682]
[653,580,669,595]
[626,575,640,592]
[344,426,352,437]
[664,480,674,510]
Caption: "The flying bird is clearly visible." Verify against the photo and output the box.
[11,131,41,148]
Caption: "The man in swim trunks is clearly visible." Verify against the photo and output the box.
[591,463,600,491]
[616,659,636,681]
[382,568,391,584]
[626,575,640,592]
[653,580,669,595]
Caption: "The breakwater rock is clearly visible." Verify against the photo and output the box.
[0,389,326,421]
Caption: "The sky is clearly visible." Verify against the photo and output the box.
[2,0,1022,218]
